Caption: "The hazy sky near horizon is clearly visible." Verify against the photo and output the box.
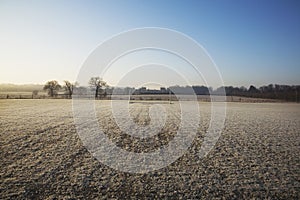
[0,0,299,88]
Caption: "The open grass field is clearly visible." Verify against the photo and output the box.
[0,99,299,199]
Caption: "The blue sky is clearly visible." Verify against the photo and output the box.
[0,0,299,88]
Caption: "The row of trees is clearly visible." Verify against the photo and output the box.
[212,84,299,101]
[169,84,299,102]
[43,77,107,98]
[43,80,77,98]
[43,78,300,102]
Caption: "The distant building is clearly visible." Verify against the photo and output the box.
[133,87,169,95]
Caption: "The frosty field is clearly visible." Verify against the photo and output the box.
[0,99,299,199]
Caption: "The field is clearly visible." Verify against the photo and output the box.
[0,99,299,199]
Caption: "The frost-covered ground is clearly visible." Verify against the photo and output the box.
[0,99,299,199]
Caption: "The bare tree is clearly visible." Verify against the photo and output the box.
[88,77,107,98]
[63,80,78,98]
[43,80,61,97]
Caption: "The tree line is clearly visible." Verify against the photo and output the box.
[43,77,108,98]
[168,84,300,102]
[43,80,78,98]
[223,84,300,102]
[42,78,300,102]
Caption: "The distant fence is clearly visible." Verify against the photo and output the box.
[0,94,205,100]
[0,94,286,102]
[0,94,71,99]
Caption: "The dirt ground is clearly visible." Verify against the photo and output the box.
[0,99,299,199]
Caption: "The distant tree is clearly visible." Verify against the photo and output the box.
[212,86,226,95]
[192,86,209,95]
[43,80,61,97]
[239,86,247,92]
[124,87,135,95]
[88,77,107,98]
[32,90,39,99]
[248,85,259,93]
[105,86,113,95]
[32,90,39,96]
[63,80,78,98]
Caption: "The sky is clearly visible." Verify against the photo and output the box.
[0,0,299,88]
